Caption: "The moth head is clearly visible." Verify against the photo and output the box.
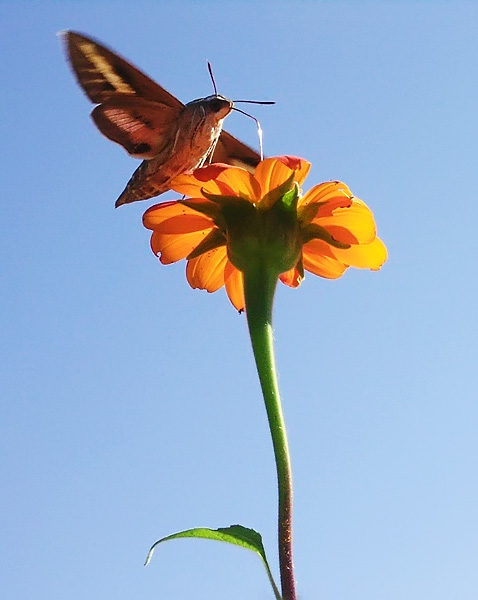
[188,94,233,119]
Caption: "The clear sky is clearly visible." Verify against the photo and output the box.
[2,2,478,599]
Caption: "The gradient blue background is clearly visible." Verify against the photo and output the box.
[2,2,477,599]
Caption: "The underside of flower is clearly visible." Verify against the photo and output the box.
[143,157,387,310]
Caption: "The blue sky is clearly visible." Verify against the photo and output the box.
[2,2,478,599]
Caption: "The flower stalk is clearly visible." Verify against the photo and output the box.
[243,263,296,600]
[142,156,387,598]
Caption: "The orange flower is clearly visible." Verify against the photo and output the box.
[143,157,387,311]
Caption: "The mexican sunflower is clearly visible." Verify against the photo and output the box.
[143,156,387,311]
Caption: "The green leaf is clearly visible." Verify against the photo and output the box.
[145,524,282,600]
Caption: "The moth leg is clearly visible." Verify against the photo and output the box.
[204,135,220,166]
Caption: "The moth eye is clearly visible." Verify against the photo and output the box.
[209,98,228,113]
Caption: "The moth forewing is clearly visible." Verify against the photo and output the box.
[63,31,183,107]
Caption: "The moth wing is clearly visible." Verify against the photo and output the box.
[213,130,261,171]
[92,97,178,159]
[62,30,183,109]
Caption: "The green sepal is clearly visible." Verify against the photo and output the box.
[198,191,256,231]
[302,223,351,249]
[145,525,282,600]
[179,198,221,221]
[277,181,299,211]
[186,228,226,259]
[298,201,329,226]
[259,172,296,211]
[200,189,253,209]
[269,182,299,224]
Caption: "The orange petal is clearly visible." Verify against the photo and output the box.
[331,236,388,270]
[224,262,245,312]
[317,199,377,244]
[281,156,311,186]
[214,167,261,201]
[299,181,352,209]
[170,164,259,200]
[280,266,303,288]
[189,163,231,179]
[254,158,296,197]
[185,247,228,292]
[151,214,215,234]
[302,239,347,279]
[143,201,203,229]
[170,171,224,197]
[269,156,311,186]
[151,228,214,264]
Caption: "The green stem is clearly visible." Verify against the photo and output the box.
[243,265,296,600]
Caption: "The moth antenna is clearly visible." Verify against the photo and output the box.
[234,100,276,105]
[207,61,219,96]
[232,107,265,161]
